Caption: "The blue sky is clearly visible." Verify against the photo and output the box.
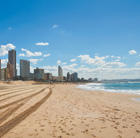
[0,0,140,79]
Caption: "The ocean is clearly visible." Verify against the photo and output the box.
[78,82,140,95]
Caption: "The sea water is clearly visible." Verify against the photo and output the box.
[78,82,140,95]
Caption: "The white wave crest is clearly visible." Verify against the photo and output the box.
[77,83,140,95]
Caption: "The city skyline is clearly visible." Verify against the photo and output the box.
[0,48,80,82]
[0,0,140,79]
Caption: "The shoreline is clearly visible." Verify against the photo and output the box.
[77,85,140,103]
[77,82,140,97]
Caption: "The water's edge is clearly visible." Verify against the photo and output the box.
[77,83,140,95]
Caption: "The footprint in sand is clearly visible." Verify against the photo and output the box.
[40,124,45,127]
[136,130,140,133]
[116,122,120,125]
[131,124,135,126]
[118,130,122,134]
[85,124,89,127]
[40,129,44,131]
[34,129,38,132]
[122,119,126,122]
[48,121,51,124]
[82,129,89,134]
[91,134,96,137]
[72,123,76,127]
[66,132,70,135]
[70,133,75,136]
[36,133,39,136]
[81,121,84,124]
[101,126,106,129]
[69,128,73,131]
[28,133,34,136]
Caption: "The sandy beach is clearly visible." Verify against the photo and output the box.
[0,82,140,138]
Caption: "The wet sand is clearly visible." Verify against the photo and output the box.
[0,82,140,138]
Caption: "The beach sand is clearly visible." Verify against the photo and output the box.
[0,82,140,138]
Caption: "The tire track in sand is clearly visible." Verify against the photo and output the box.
[0,103,24,125]
[0,88,41,103]
[0,86,39,97]
[0,87,46,110]
[0,87,52,137]
[0,85,34,93]
[0,87,47,125]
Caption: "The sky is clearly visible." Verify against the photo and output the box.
[0,0,140,80]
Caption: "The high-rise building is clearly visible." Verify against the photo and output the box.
[0,59,1,70]
[1,68,7,81]
[58,66,63,81]
[34,68,44,80]
[29,73,34,80]
[20,60,30,80]
[67,72,71,81]
[45,73,52,81]
[8,49,16,78]
[71,72,78,82]
[7,62,14,80]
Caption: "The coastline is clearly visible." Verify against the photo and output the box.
[77,82,140,95]
[0,83,140,138]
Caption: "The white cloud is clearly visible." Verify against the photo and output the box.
[52,24,59,29]
[78,55,95,64]
[70,59,76,62]
[115,57,121,62]
[43,53,51,57]
[111,56,121,61]
[105,61,126,67]
[57,60,61,65]
[35,42,49,46]
[0,43,16,56]
[41,65,57,75]
[41,62,140,79]
[65,63,77,68]
[62,62,67,65]
[30,66,34,73]
[29,59,42,65]
[129,50,137,55]
[19,53,25,57]
[1,59,8,68]
[78,55,107,66]
[135,62,140,66]
[42,63,77,76]
[73,67,140,80]
[78,55,125,68]
[19,48,42,57]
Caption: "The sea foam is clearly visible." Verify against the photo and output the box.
[78,82,140,95]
